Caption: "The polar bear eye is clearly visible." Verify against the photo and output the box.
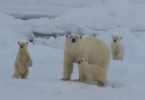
[76,37,78,38]
[70,36,72,38]
[117,38,118,39]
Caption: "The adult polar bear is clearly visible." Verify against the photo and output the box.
[61,34,110,81]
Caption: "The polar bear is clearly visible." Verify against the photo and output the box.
[111,35,125,60]
[13,42,33,79]
[77,58,108,87]
[61,34,110,81]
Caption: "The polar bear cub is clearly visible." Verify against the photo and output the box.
[111,35,125,60]
[13,42,33,79]
[77,58,108,87]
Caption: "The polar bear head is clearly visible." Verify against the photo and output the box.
[18,42,28,50]
[77,58,88,65]
[65,34,82,44]
[112,35,122,43]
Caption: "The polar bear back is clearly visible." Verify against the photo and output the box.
[82,37,110,70]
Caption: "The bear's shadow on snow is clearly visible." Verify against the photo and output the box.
[109,81,125,88]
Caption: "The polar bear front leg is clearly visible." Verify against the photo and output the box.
[115,52,122,60]
[61,53,75,81]
[111,51,116,60]
[75,69,86,82]
[121,51,124,60]
[27,57,33,67]
[61,62,73,80]
[121,54,124,60]
[73,63,87,82]
[13,64,21,78]
[86,74,93,84]
[21,68,29,79]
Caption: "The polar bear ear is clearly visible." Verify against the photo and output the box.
[120,37,123,39]
[112,35,113,38]
[26,42,28,44]
[18,42,20,44]
[80,35,82,39]
[65,34,68,38]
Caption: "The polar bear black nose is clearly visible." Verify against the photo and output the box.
[78,61,80,64]
[72,38,76,43]
[21,46,23,48]
[114,40,116,42]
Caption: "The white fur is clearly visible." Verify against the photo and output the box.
[77,58,108,87]
[61,34,110,81]
[13,42,33,79]
[111,35,125,60]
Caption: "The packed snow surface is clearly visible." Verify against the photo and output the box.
[0,27,145,100]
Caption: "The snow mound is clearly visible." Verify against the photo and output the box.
[0,26,145,100]
[33,36,65,50]
[1,0,145,39]
[33,34,92,49]
[98,27,145,64]
[27,0,145,36]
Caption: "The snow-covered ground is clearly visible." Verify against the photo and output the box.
[0,0,145,100]
[0,27,145,100]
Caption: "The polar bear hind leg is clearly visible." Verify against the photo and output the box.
[96,77,108,87]
[13,66,21,78]
[21,70,29,79]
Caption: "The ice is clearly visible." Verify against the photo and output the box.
[1,0,145,37]
[33,36,65,50]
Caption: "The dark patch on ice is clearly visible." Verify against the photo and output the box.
[7,13,59,20]
[33,32,60,39]
[109,81,125,88]
[56,91,62,94]
[32,30,145,40]
[29,39,33,43]
[33,31,72,39]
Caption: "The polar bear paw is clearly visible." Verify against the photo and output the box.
[61,77,71,81]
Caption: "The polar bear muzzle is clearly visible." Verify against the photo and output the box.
[77,59,82,64]
[71,38,76,43]
[21,46,23,48]
[20,44,25,49]
[18,42,28,49]
[77,60,81,64]
[77,59,85,64]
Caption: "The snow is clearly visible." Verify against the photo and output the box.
[98,27,145,64]
[0,0,145,100]
[0,0,103,19]
[0,0,145,37]
[0,26,145,100]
